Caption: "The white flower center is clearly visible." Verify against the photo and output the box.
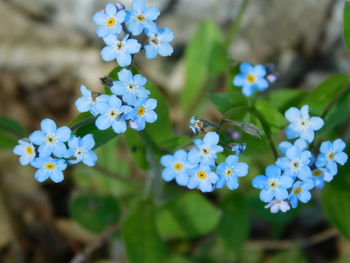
[135,13,146,23]
[46,135,56,145]
[298,118,309,130]
[126,82,137,92]
[268,179,279,189]
[115,41,125,51]
[290,160,300,171]
[327,151,335,161]
[74,147,85,159]
[200,146,211,157]
[224,168,233,176]
[149,35,160,47]
[108,109,120,120]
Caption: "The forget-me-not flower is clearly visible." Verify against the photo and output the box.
[93,3,127,38]
[233,62,269,97]
[252,165,293,202]
[216,155,248,190]
[311,168,336,189]
[160,149,195,186]
[187,165,218,192]
[285,105,324,143]
[289,180,314,209]
[29,119,71,158]
[265,199,290,213]
[31,157,67,183]
[128,98,157,130]
[101,34,141,66]
[144,27,174,59]
[316,139,348,174]
[111,69,150,105]
[75,85,109,116]
[95,95,132,134]
[188,132,223,166]
[278,138,307,156]
[127,0,159,36]
[13,139,36,165]
[66,134,98,167]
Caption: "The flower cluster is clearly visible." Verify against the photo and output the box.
[233,62,270,97]
[93,1,174,66]
[252,105,348,213]
[13,119,97,183]
[161,132,249,192]
[75,69,157,133]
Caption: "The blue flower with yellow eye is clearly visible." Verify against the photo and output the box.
[13,139,36,165]
[144,27,174,59]
[127,98,158,130]
[93,3,127,38]
[29,119,71,158]
[111,69,150,105]
[216,155,248,190]
[187,165,218,192]
[289,180,314,208]
[127,0,159,36]
[31,157,67,183]
[66,134,98,167]
[160,149,196,186]
[233,62,269,97]
[252,165,293,202]
[101,34,141,67]
[316,139,348,174]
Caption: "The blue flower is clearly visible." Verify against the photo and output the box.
[187,165,218,192]
[101,34,141,67]
[188,132,223,166]
[127,0,159,36]
[285,105,324,143]
[233,62,269,97]
[13,139,36,165]
[93,3,126,38]
[160,149,195,186]
[127,98,157,130]
[311,168,336,189]
[278,138,307,155]
[315,139,348,174]
[66,134,98,167]
[276,145,312,180]
[252,165,293,202]
[216,155,248,190]
[231,143,246,155]
[289,180,313,208]
[75,85,109,116]
[95,95,132,134]
[111,69,150,105]
[265,199,290,213]
[31,157,67,183]
[29,119,71,158]
[144,27,174,59]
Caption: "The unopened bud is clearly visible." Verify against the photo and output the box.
[240,122,261,138]
[100,76,113,87]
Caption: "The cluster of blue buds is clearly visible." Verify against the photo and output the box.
[233,62,272,97]
[13,119,97,183]
[161,131,249,192]
[252,105,348,213]
[93,0,174,66]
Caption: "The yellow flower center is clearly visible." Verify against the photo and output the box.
[137,106,146,116]
[197,171,207,180]
[45,162,55,171]
[25,145,34,155]
[294,186,302,195]
[106,17,116,27]
[135,14,146,23]
[224,168,233,176]
[246,74,256,83]
[313,170,322,177]
[268,179,279,189]
[173,162,184,171]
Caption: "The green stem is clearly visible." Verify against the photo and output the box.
[93,164,136,184]
[225,0,250,49]
[70,117,96,131]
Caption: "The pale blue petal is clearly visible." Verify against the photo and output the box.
[35,169,49,182]
[132,0,146,12]
[144,111,157,123]
[75,97,91,112]
[50,171,64,183]
[279,176,293,188]
[96,115,111,130]
[235,163,248,177]
[276,157,289,170]
[38,144,53,157]
[333,139,346,152]
[126,39,141,54]
[158,43,173,57]
[203,132,219,146]
[82,134,95,150]
[240,62,253,74]
[93,12,107,25]
[29,131,46,145]
[112,120,127,134]
[41,119,57,134]
[253,65,266,77]
[187,176,199,189]
[252,175,267,189]
[144,6,160,20]
[233,74,246,86]
[101,46,116,61]
[175,172,189,186]
[278,141,292,155]
[96,26,109,37]
[260,189,273,202]
[335,152,348,165]
[320,141,332,154]
[117,52,132,67]
[53,142,67,158]
[285,126,299,140]
[160,155,174,167]
[226,176,239,190]
[128,21,143,35]
[242,84,254,97]
[56,126,71,142]
[82,151,97,167]
[266,165,281,178]
[226,155,238,166]
[309,117,324,131]
[299,190,311,203]
[145,45,158,59]
[274,188,288,201]
[105,3,117,16]
[285,107,300,123]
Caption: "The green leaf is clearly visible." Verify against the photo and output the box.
[210,92,248,115]
[208,41,229,75]
[125,129,149,170]
[70,193,120,233]
[253,99,287,133]
[181,20,225,114]
[0,130,17,149]
[344,2,350,53]
[321,183,350,240]
[122,201,167,263]
[69,112,94,127]
[266,89,308,112]
[0,116,25,138]
[218,193,249,256]
[301,75,350,116]
[156,192,221,239]
[160,136,193,151]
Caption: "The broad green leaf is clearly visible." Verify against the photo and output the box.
[69,112,94,127]
[156,192,221,239]
[266,89,308,112]
[125,129,149,170]
[210,92,248,115]
[321,183,350,240]
[344,2,350,53]
[0,116,25,138]
[181,21,225,114]
[301,75,350,116]
[122,201,167,263]
[160,136,193,151]
[218,193,249,256]
[253,99,287,133]
[70,193,120,233]
[208,41,229,75]
[0,130,17,149]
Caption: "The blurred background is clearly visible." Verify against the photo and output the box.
[1,0,350,262]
